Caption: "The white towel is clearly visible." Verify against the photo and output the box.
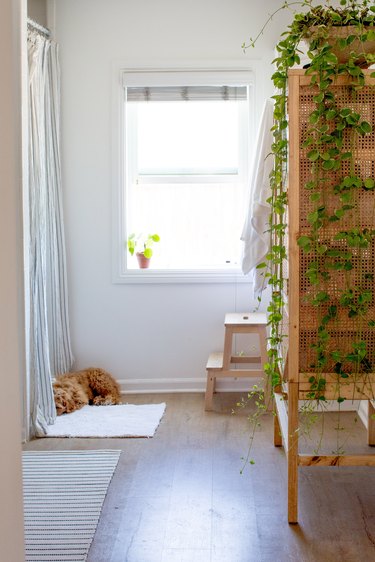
[241,99,274,296]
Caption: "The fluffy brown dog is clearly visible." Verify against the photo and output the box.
[53,368,121,415]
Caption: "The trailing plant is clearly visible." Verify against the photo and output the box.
[239,0,375,463]
[234,385,266,470]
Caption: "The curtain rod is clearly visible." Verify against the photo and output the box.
[27,17,50,38]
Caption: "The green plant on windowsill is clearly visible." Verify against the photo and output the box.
[237,0,375,467]
[127,232,160,268]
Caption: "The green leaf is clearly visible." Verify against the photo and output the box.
[325,52,338,65]
[308,210,319,224]
[307,149,319,162]
[349,66,362,77]
[297,236,312,248]
[364,178,375,190]
[322,159,335,170]
[346,113,360,125]
[325,109,336,120]
[360,121,372,134]
[305,180,317,190]
[313,92,324,104]
[317,244,328,255]
[326,249,340,257]
[310,193,321,202]
[302,137,314,148]
[297,236,311,253]
[320,152,331,161]
[309,111,320,125]
[334,209,345,219]
[340,152,352,160]
[312,291,330,305]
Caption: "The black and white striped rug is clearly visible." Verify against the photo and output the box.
[23,450,121,562]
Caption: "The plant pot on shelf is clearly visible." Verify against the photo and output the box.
[304,26,375,66]
[136,252,151,269]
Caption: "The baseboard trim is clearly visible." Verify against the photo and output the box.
[118,377,263,394]
[118,378,366,413]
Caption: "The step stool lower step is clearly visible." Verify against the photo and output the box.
[206,352,263,376]
[205,352,266,411]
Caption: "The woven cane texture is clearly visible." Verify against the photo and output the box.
[295,77,375,396]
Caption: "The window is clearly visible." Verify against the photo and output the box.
[115,69,254,282]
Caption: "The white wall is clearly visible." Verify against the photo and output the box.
[0,0,26,559]
[28,0,47,26]
[52,0,292,392]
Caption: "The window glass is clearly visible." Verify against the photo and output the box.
[136,101,240,176]
[120,72,252,275]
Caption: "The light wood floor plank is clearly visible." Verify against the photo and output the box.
[24,393,375,562]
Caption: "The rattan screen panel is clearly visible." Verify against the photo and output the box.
[296,79,375,390]
[299,85,375,231]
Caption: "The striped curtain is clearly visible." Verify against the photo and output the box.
[28,31,73,437]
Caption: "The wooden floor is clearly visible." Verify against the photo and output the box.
[24,393,375,562]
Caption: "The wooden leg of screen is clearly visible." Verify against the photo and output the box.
[288,382,299,524]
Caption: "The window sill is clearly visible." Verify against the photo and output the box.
[113,267,251,284]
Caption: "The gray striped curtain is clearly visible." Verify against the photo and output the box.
[28,31,73,437]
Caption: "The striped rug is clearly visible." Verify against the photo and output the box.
[23,450,121,562]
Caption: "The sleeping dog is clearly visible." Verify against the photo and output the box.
[53,367,121,415]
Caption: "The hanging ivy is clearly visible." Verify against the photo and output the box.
[239,2,375,462]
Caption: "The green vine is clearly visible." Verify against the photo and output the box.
[240,0,375,464]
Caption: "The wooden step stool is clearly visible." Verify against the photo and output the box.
[205,312,269,411]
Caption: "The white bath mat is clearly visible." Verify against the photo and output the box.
[23,449,120,562]
[44,403,166,438]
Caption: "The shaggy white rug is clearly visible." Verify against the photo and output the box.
[44,403,166,438]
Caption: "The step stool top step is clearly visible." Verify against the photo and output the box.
[224,312,267,326]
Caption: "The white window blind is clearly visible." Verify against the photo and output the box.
[126,85,248,102]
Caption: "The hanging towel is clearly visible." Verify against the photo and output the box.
[241,98,274,296]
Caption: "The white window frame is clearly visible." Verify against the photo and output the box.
[112,67,255,284]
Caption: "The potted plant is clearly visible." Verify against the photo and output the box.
[239,0,375,465]
[244,0,375,67]
[127,232,160,268]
